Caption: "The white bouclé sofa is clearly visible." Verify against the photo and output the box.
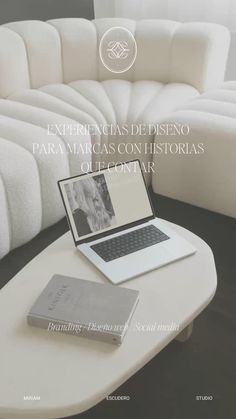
[152,81,236,219]
[0,18,230,258]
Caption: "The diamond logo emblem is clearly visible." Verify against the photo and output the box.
[99,27,137,73]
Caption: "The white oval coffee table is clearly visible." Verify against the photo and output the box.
[0,220,217,419]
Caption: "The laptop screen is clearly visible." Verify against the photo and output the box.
[58,161,154,243]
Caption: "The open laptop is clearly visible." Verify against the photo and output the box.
[58,160,196,284]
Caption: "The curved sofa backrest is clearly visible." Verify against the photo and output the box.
[0,18,230,97]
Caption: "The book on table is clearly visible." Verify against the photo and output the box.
[27,274,139,345]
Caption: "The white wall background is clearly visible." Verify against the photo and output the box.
[94,0,236,80]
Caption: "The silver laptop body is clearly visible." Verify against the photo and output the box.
[58,160,196,284]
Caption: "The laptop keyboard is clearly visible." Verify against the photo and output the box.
[91,224,170,262]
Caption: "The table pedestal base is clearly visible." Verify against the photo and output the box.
[176,322,193,342]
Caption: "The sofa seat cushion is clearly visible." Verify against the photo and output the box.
[10,80,199,128]
[152,81,236,218]
[9,80,199,174]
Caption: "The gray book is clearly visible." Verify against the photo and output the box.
[27,274,139,345]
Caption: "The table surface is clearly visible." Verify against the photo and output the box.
[0,220,217,419]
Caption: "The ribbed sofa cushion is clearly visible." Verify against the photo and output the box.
[0,18,230,96]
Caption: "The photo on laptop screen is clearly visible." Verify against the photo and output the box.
[59,161,154,243]
[64,174,117,237]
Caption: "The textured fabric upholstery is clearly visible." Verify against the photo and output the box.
[0,27,30,98]
[0,137,41,258]
[9,80,199,173]
[5,21,63,89]
[0,18,229,95]
[152,82,236,218]
[0,18,230,258]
